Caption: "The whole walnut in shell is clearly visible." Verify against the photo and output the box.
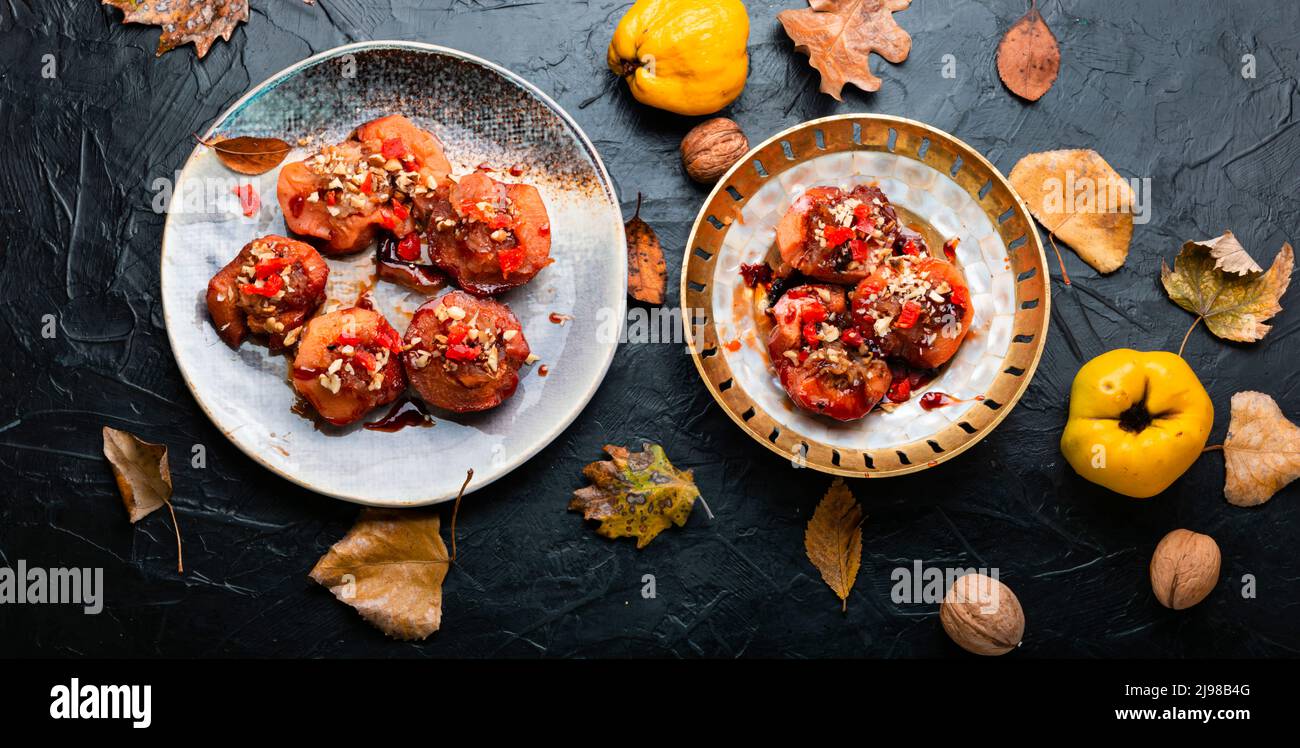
[939,573,1025,656]
[681,118,749,183]
[1150,529,1220,610]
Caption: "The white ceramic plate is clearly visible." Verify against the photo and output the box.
[160,42,625,506]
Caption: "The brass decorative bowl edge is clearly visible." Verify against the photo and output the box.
[680,113,1051,477]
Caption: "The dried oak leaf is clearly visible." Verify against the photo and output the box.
[102,427,184,572]
[310,509,450,640]
[996,2,1060,101]
[1223,391,1300,507]
[625,194,667,305]
[103,0,249,58]
[778,0,913,100]
[570,443,699,548]
[1008,149,1133,273]
[804,478,863,611]
[199,135,293,175]
[1161,232,1294,343]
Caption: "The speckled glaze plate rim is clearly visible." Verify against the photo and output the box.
[681,113,1051,478]
[160,41,625,506]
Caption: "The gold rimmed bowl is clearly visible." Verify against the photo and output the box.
[682,114,1050,477]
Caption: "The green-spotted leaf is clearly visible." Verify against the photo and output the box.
[570,443,700,548]
[1161,233,1293,343]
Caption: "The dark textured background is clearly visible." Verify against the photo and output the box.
[1,0,1297,658]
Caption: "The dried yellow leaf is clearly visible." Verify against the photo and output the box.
[1223,391,1300,507]
[1161,233,1294,344]
[1008,149,1133,273]
[804,478,863,611]
[310,509,450,640]
[569,443,700,548]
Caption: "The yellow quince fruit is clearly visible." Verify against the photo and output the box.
[1061,349,1214,498]
[607,0,750,116]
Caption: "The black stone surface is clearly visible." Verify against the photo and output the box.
[1,0,1297,658]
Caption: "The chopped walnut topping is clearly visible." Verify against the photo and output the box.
[319,373,342,394]
[873,316,894,338]
[941,314,964,339]
[828,197,862,227]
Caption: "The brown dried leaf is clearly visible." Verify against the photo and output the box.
[199,135,293,175]
[1223,391,1300,506]
[310,509,450,640]
[102,427,171,522]
[570,443,699,548]
[625,194,666,305]
[804,478,863,611]
[102,427,184,572]
[778,0,913,100]
[1008,149,1133,273]
[996,3,1060,101]
[103,0,249,58]
[1188,230,1262,276]
[1161,234,1293,343]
